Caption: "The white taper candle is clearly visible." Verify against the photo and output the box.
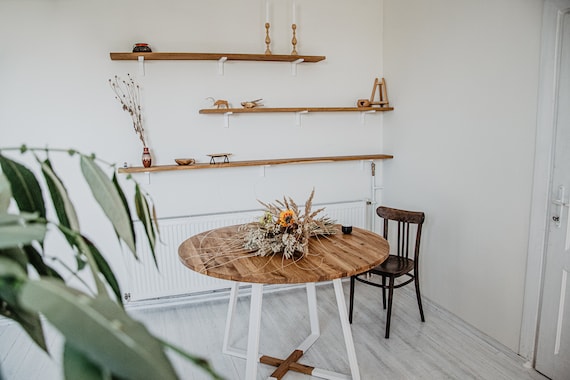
[292,0,296,24]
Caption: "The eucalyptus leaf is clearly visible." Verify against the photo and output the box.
[0,255,27,283]
[80,156,136,254]
[20,279,179,380]
[56,225,108,296]
[134,183,157,268]
[0,303,47,352]
[0,212,39,225]
[112,173,136,259]
[22,245,63,280]
[0,172,11,213]
[84,236,122,304]
[0,247,28,273]
[0,217,46,249]
[0,255,47,352]
[56,226,120,301]
[64,343,108,380]
[162,340,224,380]
[41,158,80,232]
[0,155,45,218]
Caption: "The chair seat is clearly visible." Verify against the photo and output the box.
[370,255,415,276]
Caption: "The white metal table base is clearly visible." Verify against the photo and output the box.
[222,280,360,380]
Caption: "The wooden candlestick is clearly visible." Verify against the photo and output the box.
[265,22,272,55]
[291,23,298,55]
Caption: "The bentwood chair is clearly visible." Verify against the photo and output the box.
[349,206,426,338]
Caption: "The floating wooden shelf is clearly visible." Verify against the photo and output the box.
[109,52,326,63]
[118,154,393,174]
[199,107,394,114]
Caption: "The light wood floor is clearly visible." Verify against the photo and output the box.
[0,281,548,380]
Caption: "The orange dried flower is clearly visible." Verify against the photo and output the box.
[278,209,296,227]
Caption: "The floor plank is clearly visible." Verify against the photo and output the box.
[0,282,548,380]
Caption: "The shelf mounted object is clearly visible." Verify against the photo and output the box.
[118,154,394,174]
[109,52,326,76]
[199,106,394,127]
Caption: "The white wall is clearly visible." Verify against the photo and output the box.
[382,0,543,352]
[0,2,385,289]
[0,0,546,355]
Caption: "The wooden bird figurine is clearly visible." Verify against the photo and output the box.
[241,99,263,108]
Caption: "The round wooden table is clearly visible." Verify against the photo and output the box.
[179,224,389,380]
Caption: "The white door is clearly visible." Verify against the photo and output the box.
[535,7,570,379]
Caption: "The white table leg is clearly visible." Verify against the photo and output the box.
[245,283,264,380]
[223,282,245,358]
[296,282,320,352]
[333,279,361,380]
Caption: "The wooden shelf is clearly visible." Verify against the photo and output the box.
[118,154,393,174]
[109,52,326,63]
[199,106,394,114]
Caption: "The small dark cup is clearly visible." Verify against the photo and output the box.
[133,43,152,52]
[342,225,353,234]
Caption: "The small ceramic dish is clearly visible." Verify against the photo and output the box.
[175,158,195,165]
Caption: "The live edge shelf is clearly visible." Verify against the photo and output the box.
[199,107,394,114]
[109,52,326,63]
[118,154,393,174]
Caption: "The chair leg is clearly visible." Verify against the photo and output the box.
[414,274,425,322]
[349,276,355,324]
[385,276,395,339]
[381,275,387,309]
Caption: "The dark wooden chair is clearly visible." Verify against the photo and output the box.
[349,206,426,338]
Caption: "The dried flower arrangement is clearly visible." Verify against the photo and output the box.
[240,189,336,259]
[109,74,146,147]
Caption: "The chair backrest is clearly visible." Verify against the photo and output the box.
[376,206,425,263]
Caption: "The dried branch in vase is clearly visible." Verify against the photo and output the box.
[109,74,146,147]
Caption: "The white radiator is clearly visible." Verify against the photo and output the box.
[123,200,370,302]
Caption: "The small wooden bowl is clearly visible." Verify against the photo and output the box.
[175,158,195,165]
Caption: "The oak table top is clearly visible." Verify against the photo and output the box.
[178,224,389,284]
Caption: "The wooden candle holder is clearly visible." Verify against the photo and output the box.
[265,22,272,55]
[291,24,298,55]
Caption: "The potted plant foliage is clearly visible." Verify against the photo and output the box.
[0,145,221,379]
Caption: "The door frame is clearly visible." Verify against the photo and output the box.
[520,0,570,365]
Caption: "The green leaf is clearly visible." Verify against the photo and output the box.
[163,340,224,380]
[41,158,80,232]
[0,255,27,284]
[22,245,63,280]
[56,225,107,296]
[80,156,136,254]
[20,279,179,380]
[0,213,46,249]
[0,247,28,274]
[84,236,123,305]
[0,172,11,213]
[135,183,157,268]
[0,302,47,352]
[112,173,137,259]
[63,343,108,380]
[0,255,47,352]
[0,155,46,218]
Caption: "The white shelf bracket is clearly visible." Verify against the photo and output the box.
[295,110,309,126]
[218,56,228,75]
[259,165,270,177]
[145,172,151,184]
[138,56,145,76]
[223,111,233,128]
[360,110,376,124]
[291,58,304,76]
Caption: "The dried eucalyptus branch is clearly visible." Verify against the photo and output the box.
[109,74,147,147]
